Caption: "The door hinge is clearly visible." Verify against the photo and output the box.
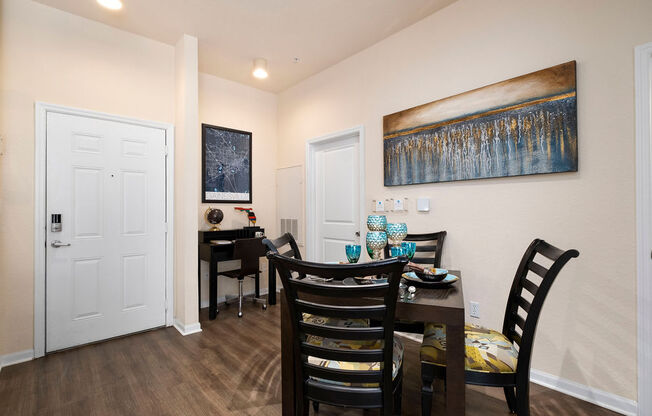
[164,222,168,233]
[164,145,169,156]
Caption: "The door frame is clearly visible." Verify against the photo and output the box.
[33,102,175,358]
[305,126,365,261]
[636,42,652,415]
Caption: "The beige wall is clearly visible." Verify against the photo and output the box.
[0,0,175,355]
[198,72,278,304]
[278,0,652,400]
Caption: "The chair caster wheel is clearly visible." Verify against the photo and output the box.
[238,312,243,318]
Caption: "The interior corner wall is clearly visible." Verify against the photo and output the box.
[0,0,175,357]
[173,34,200,327]
[197,72,278,305]
[277,0,652,401]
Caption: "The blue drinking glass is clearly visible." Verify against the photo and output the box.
[389,246,406,257]
[401,241,416,260]
[345,244,361,263]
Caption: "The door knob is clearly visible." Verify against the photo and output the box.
[51,240,71,248]
[355,231,360,237]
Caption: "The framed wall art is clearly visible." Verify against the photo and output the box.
[383,61,578,186]
[201,124,252,203]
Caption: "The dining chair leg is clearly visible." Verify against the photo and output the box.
[393,378,403,415]
[312,401,319,412]
[503,386,517,413]
[238,279,243,318]
[421,364,434,416]
[515,379,530,416]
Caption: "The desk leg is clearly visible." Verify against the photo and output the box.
[209,259,218,320]
[268,263,276,305]
[446,323,465,415]
[281,292,295,416]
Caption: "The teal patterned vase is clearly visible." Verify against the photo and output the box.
[367,215,387,231]
[386,223,408,247]
[366,231,387,260]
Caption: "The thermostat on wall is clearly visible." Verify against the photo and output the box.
[417,198,430,212]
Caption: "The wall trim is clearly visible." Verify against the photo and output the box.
[635,41,652,416]
[305,125,366,261]
[0,349,34,372]
[173,320,202,336]
[530,369,637,415]
[34,102,175,357]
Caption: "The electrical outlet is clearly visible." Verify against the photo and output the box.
[469,301,480,319]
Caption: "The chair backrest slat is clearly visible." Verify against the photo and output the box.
[268,253,407,411]
[301,343,384,363]
[299,321,384,340]
[289,278,390,297]
[296,299,387,320]
[303,363,383,384]
[384,231,446,267]
[501,239,579,383]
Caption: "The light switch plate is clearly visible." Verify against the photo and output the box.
[417,198,430,212]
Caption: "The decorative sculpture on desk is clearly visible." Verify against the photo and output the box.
[205,208,224,231]
[234,207,257,226]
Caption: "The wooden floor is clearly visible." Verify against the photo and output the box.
[0,304,618,416]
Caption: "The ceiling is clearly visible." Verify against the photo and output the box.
[34,0,456,92]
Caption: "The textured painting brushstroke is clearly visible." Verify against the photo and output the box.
[383,61,578,186]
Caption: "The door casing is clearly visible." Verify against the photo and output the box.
[34,102,175,358]
[305,126,365,261]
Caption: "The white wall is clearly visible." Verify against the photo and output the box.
[0,0,175,357]
[198,72,278,305]
[277,0,652,401]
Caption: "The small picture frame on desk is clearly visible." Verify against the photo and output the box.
[201,123,252,203]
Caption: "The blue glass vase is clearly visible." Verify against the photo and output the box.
[345,244,361,263]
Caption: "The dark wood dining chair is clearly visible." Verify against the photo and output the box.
[218,237,268,317]
[263,233,303,305]
[420,239,579,416]
[384,231,447,268]
[268,253,408,415]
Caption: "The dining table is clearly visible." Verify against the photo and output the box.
[280,269,465,415]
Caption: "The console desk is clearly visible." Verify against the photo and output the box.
[198,227,264,320]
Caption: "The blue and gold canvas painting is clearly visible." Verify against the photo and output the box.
[383,61,578,186]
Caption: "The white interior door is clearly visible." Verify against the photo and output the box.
[313,135,360,262]
[46,112,167,352]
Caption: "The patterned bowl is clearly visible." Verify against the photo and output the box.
[367,215,387,231]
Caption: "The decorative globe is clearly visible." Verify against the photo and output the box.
[205,208,224,231]
[367,215,387,231]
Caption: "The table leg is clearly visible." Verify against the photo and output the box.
[281,292,295,416]
[446,323,465,415]
[198,257,201,317]
[268,263,277,305]
[209,259,218,320]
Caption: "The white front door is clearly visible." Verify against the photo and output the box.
[46,112,167,352]
[312,134,361,262]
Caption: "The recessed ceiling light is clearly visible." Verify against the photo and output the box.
[97,0,123,10]
[252,58,268,79]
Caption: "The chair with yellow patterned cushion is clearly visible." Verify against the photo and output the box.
[267,253,408,415]
[420,239,579,416]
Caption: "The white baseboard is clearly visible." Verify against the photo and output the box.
[0,349,34,372]
[200,288,270,309]
[530,369,637,415]
[173,320,202,336]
